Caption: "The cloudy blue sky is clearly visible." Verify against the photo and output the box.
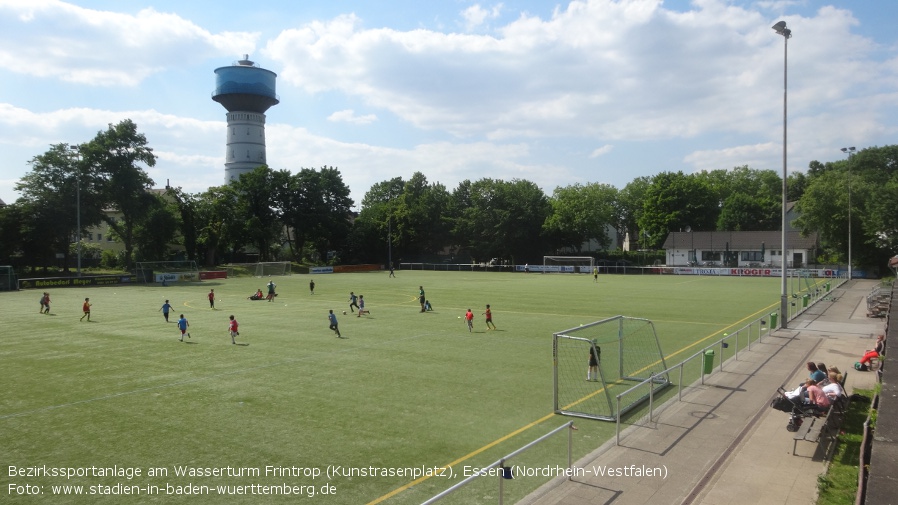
[1,0,896,209]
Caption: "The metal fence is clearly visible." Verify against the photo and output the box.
[420,422,576,505]
[613,274,848,444]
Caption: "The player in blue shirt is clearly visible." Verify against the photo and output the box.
[328,310,342,338]
[177,314,190,342]
[160,300,172,322]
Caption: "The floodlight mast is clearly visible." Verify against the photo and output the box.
[772,20,791,328]
[841,146,856,279]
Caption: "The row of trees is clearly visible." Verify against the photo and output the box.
[2,118,896,273]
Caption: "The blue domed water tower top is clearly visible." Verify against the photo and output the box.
[212,55,279,113]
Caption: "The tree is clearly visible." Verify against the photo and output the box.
[798,145,898,270]
[638,172,717,248]
[716,193,779,231]
[132,193,180,261]
[13,143,107,272]
[544,182,617,252]
[165,187,200,262]
[80,120,157,270]
[279,167,354,263]
[695,166,782,231]
[192,186,242,266]
[231,166,286,261]
[451,178,550,263]
[348,177,406,263]
[390,172,452,258]
[615,177,651,250]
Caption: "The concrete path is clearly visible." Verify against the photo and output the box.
[520,279,884,505]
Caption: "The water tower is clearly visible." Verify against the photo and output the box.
[212,55,279,183]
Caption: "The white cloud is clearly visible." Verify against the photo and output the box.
[461,4,503,31]
[1,0,896,207]
[589,145,613,158]
[327,109,378,125]
[0,0,257,86]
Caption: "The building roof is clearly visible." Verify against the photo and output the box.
[662,231,819,250]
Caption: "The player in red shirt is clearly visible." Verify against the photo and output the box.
[464,309,474,332]
[483,304,496,330]
[208,289,216,309]
[80,297,92,321]
[228,314,239,344]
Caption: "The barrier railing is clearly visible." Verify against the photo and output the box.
[420,422,576,504]
[614,275,848,444]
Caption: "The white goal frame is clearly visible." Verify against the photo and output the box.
[225,262,292,278]
[553,315,670,421]
[543,256,595,274]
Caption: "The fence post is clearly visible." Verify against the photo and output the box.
[616,395,622,445]
[719,339,725,372]
[568,422,574,480]
[678,362,684,401]
[649,372,656,422]
[498,458,505,505]
[735,329,740,358]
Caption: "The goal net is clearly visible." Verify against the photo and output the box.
[135,261,200,284]
[543,256,594,273]
[553,315,670,421]
[225,262,292,278]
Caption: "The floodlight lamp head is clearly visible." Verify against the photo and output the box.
[772,21,791,38]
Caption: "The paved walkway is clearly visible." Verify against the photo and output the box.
[521,279,884,505]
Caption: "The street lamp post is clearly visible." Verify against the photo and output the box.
[68,145,82,278]
[773,20,791,328]
[841,147,856,279]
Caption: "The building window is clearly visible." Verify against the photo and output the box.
[741,251,763,262]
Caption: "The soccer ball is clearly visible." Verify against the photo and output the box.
[342,311,346,315]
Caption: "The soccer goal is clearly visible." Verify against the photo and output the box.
[0,265,17,291]
[543,256,594,274]
[225,261,292,278]
[135,261,200,284]
[553,315,670,421]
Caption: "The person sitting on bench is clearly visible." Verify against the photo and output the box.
[805,379,831,414]
[822,372,845,401]
[859,334,886,366]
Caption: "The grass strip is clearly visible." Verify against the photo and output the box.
[816,388,874,505]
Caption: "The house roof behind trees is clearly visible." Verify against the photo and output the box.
[662,231,819,250]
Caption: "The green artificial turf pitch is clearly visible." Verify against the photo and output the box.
[1,271,799,504]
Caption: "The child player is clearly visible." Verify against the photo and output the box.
[160,299,172,322]
[587,340,601,381]
[483,304,496,330]
[80,297,92,321]
[228,315,239,344]
[328,309,342,338]
[177,314,190,341]
[357,295,369,316]
[208,289,216,309]
[465,309,474,332]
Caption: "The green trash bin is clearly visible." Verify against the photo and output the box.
[802,294,809,308]
[825,282,831,292]
[770,312,778,329]
[702,349,715,374]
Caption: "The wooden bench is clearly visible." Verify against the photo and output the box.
[792,395,849,456]
[792,404,838,455]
